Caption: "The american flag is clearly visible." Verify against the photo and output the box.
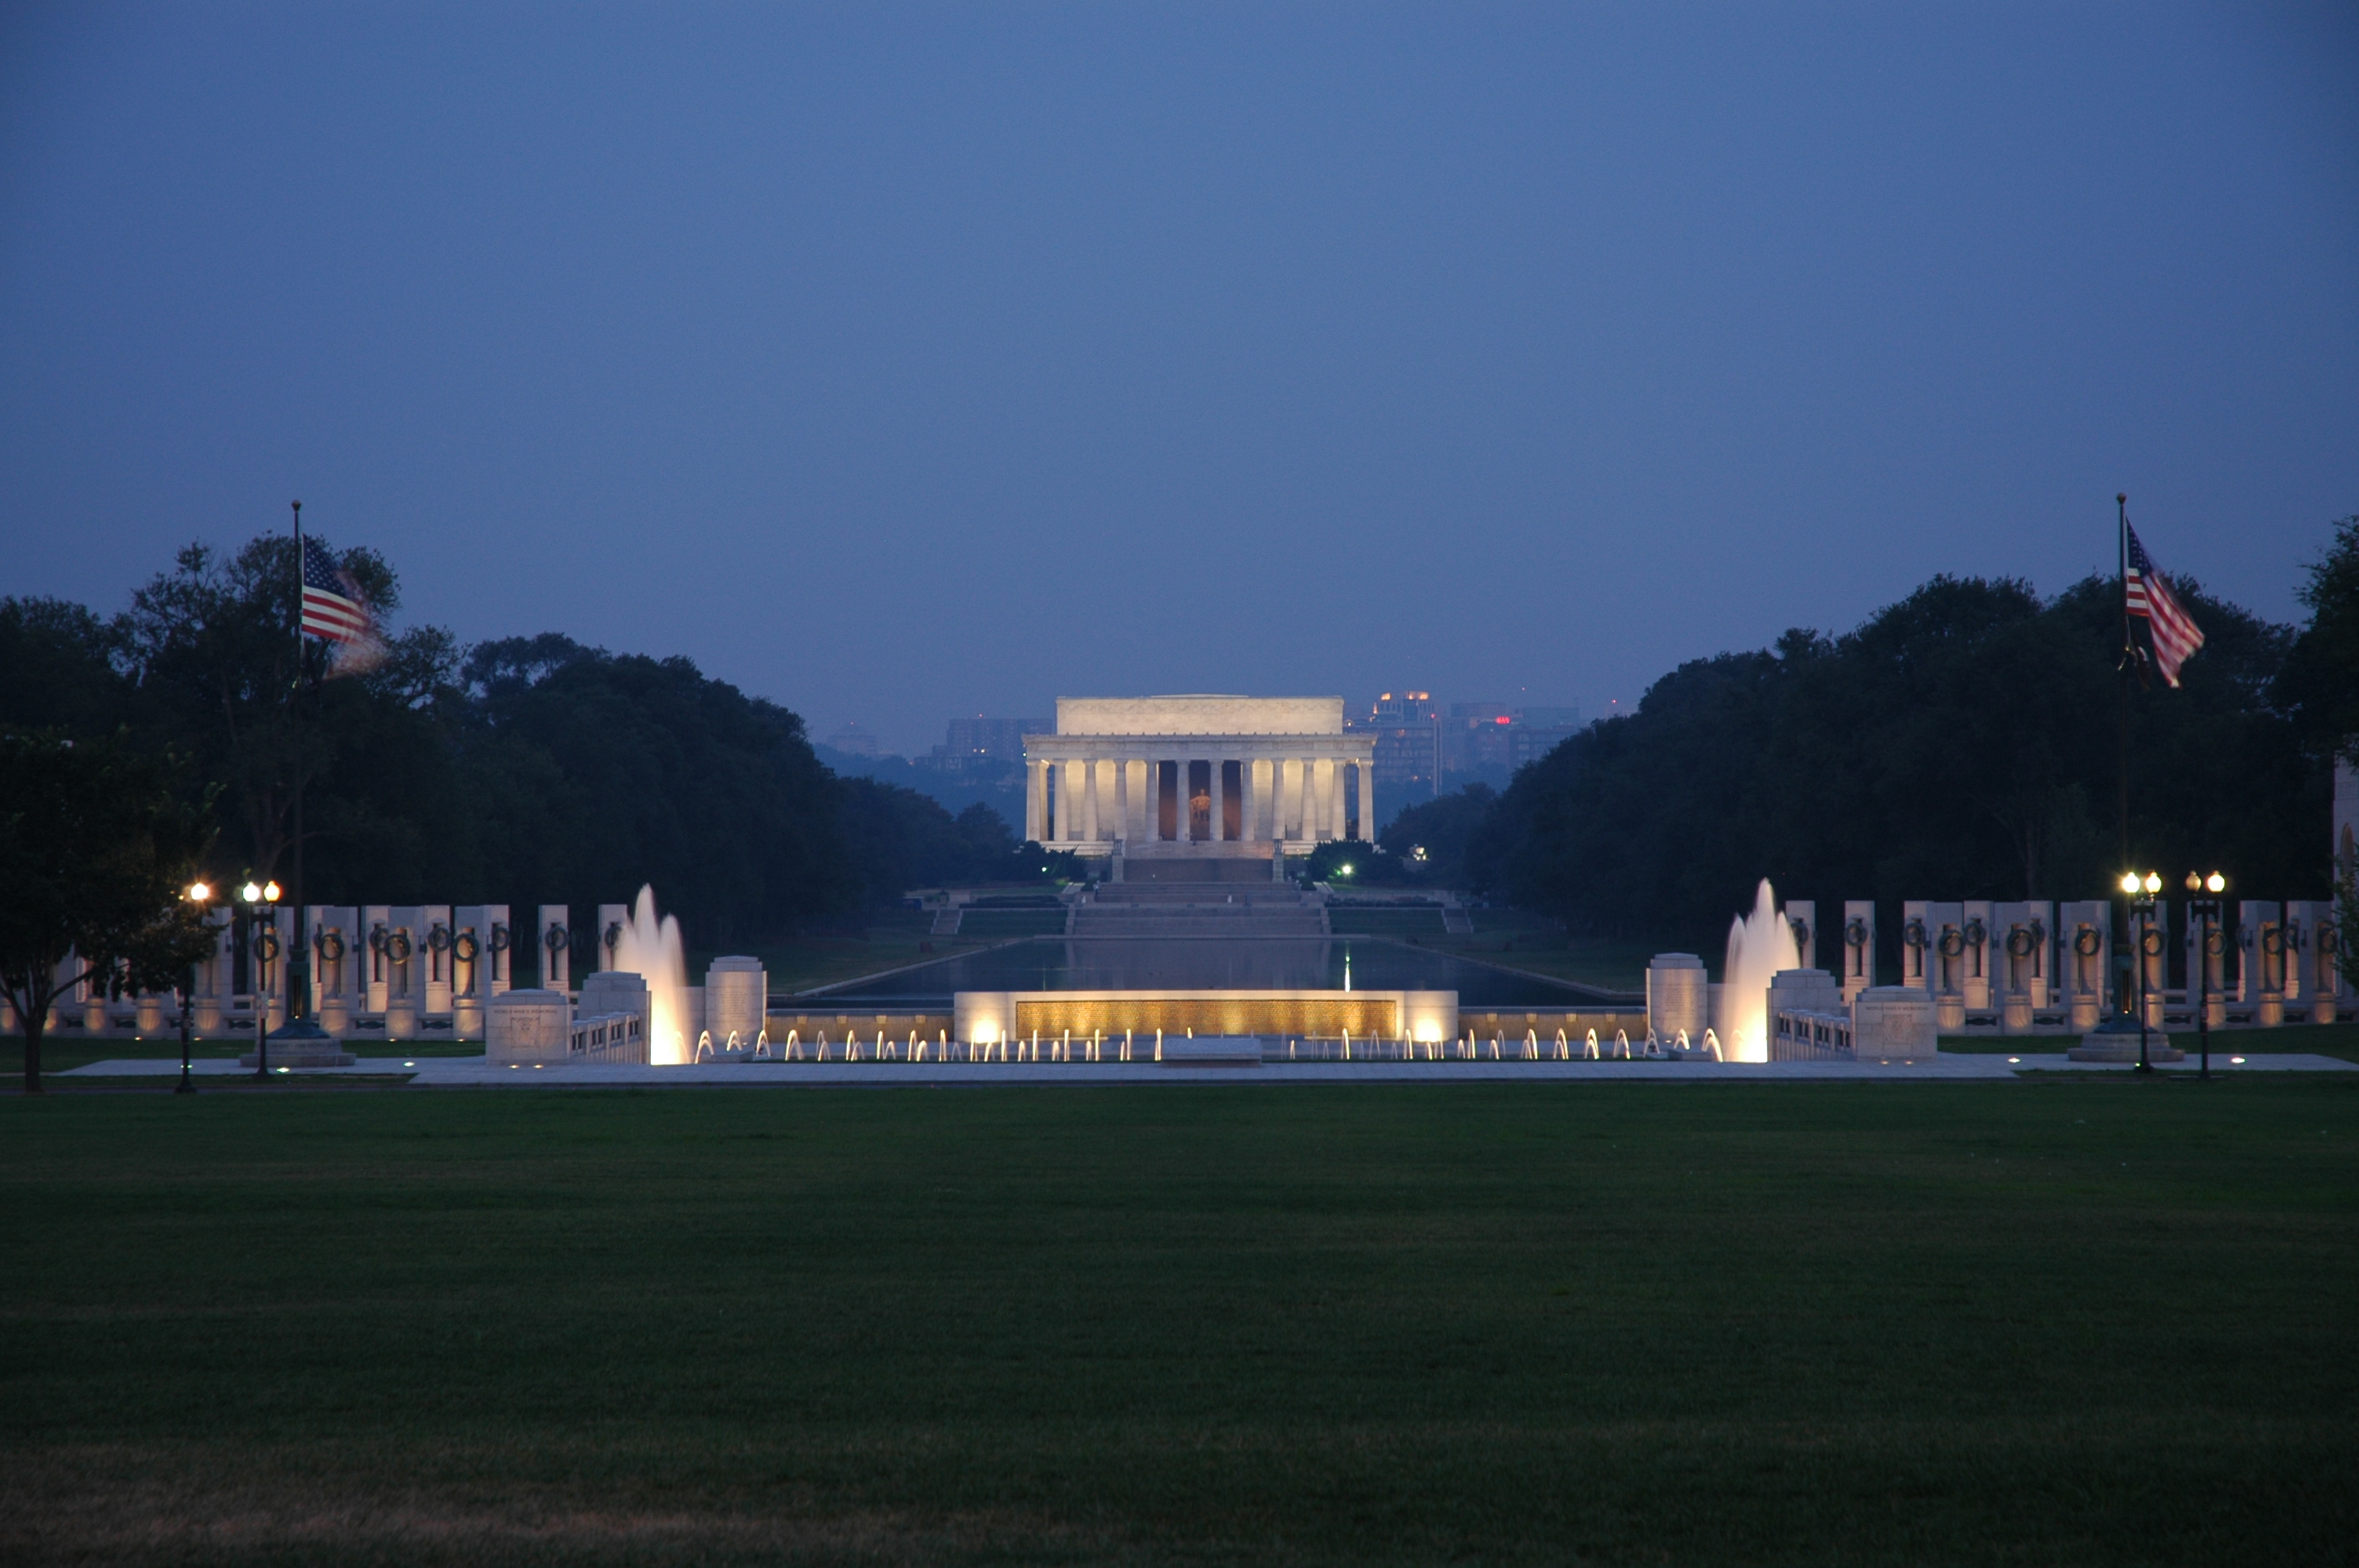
[2125,523,2205,688]
[300,535,374,644]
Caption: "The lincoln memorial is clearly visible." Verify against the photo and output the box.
[1023,696,1376,875]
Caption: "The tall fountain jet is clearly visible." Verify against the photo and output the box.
[1718,879,1800,1063]
[611,884,689,1065]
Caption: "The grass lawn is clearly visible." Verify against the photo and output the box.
[3,1079,2354,1565]
[703,909,1004,995]
[1382,929,1658,993]
[1325,907,1447,936]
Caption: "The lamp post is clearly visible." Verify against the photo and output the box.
[2186,870,2226,1080]
[177,881,212,1095]
[243,880,279,1079]
[2121,870,2162,1074]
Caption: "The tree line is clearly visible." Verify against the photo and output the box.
[1,534,1058,953]
[1380,522,2358,956]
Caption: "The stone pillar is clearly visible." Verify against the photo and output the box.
[420,905,455,1018]
[2059,900,2110,1030]
[705,956,767,1049]
[194,911,232,1035]
[1356,759,1374,844]
[384,906,423,1034]
[2235,900,2275,1005]
[1839,899,1875,1004]
[1114,755,1129,846]
[539,904,571,993]
[1647,953,1709,1044]
[1783,901,1817,972]
[1209,757,1225,844]
[1962,899,1994,1011]
[1085,756,1101,844]
[451,905,493,1040]
[1057,760,1079,845]
[482,905,514,997]
[311,905,358,1036]
[362,905,391,1014]
[1899,900,1933,990]
[2287,900,2334,1023]
[1026,759,1045,844]
[2137,904,2170,1029]
[1292,757,1310,843]
[1322,758,1343,842]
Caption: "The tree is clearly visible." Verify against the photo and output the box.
[0,597,136,737]
[116,535,426,884]
[1378,783,1498,886]
[1470,572,2324,953]
[0,733,217,1092]
[2276,515,2359,765]
[2276,515,2359,942]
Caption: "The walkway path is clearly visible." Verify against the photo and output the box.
[63,1052,2356,1087]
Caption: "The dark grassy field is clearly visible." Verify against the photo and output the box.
[3,1078,2354,1566]
[705,909,1006,996]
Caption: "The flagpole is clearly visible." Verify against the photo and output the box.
[2116,492,2133,1022]
[2117,493,2130,877]
[275,499,327,1045]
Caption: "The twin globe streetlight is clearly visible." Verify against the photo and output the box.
[2115,869,2227,1076]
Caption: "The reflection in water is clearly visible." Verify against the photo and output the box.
[810,938,1592,1007]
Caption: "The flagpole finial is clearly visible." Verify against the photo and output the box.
[2117,493,2126,505]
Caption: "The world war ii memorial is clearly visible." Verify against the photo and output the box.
[5,9,2355,1568]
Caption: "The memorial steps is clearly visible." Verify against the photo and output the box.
[1067,885,1330,939]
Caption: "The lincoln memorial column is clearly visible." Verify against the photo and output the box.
[1357,759,1374,844]
[1329,757,1347,841]
[1241,755,1260,842]
[1114,755,1130,843]
[1085,757,1101,843]
[1291,757,1309,843]
[1026,758,1045,843]
[1209,754,1225,843]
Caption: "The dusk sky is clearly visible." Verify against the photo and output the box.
[4,3,2354,755]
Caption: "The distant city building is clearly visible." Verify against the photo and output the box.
[1425,701,1586,777]
[919,715,1051,773]
[1342,692,1587,793]
[1511,704,1582,768]
[824,724,881,757]
[1349,691,1442,801]
[1444,702,1516,776]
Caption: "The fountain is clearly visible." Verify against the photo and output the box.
[1717,879,1801,1062]
[611,884,690,1064]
